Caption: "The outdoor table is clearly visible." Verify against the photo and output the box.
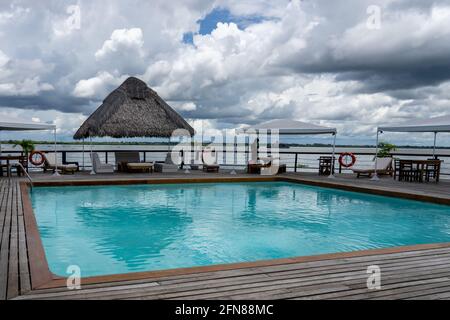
[0,155,25,177]
[396,159,442,183]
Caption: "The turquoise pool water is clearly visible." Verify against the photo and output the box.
[31,182,450,277]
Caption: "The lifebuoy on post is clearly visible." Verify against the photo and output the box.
[29,151,45,166]
[339,152,356,168]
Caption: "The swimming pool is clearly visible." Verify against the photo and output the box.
[31,181,450,277]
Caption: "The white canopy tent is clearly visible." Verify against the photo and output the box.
[237,119,338,177]
[0,121,58,175]
[372,115,450,180]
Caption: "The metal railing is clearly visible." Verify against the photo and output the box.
[1,148,450,177]
[14,162,33,189]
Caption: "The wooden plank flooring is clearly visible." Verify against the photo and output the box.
[13,246,450,300]
[2,175,450,300]
[0,178,31,300]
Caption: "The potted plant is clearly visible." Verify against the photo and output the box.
[377,142,396,158]
[13,139,35,169]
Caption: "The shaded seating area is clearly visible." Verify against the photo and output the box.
[1,121,59,177]
[238,119,337,177]
[374,115,450,182]
[73,77,194,175]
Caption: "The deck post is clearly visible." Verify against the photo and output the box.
[328,133,337,179]
[433,132,437,158]
[371,129,381,181]
[89,136,95,175]
[294,153,298,172]
[82,138,85,171]
[52,128,60,176]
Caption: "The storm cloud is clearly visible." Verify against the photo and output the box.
[1,0,450,141]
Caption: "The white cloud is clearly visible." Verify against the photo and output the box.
[1,0,450,144]
[173,102,197,111]
[0,4,30,24]
[72,71,124,98]
[0,106,86,136]
[0,77,54,96]
[95,28,144,60]
[331,5,450,67]
[0,49,9,67]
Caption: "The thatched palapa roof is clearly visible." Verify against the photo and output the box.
[73,77,194,139]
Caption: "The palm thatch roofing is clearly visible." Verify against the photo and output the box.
[73,77,194,139]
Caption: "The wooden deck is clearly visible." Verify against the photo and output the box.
[0,178,31,300]
[2,172,450,300]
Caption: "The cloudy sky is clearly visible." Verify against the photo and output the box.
[1,0,450,145]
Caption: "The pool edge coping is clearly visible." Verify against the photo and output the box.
[21,177,450,292]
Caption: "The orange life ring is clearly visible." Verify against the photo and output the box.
[29,151,45,166]
[339,152,356,168]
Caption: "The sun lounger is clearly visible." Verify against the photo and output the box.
[114,151,153,173]
[260,157,287,176]
[91,152,114,173]
[202,148,220,173]
[352,157,392,178]
[43,153,78,174]
[154,152,179,173]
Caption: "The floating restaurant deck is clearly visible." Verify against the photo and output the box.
[2,172,450,300]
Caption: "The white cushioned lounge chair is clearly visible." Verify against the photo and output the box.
[351,157,392,178]
[91,152,114,173]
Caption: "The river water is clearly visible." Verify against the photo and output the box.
[1,143,449,176]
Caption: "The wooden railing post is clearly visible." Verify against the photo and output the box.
[223,137,226,165]
[294,153,298,172]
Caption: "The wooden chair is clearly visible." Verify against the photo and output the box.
[0,160,7,177]
[318,156,335,176]
[393,159,400,180]
[399,160,420,182]
[425,160,441,183]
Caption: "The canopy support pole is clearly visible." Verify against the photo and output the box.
[328,133,337,179]
[52,128,60,176]
[370,129,380,181]
[89,136,95,175]
[256,134,260,161]
[433,132,437,158]
[82,138,85,171]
